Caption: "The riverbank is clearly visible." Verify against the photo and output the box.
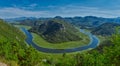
[32,32,89,49]
[21,27,99,53]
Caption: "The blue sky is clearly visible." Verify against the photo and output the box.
[0,0,120,18]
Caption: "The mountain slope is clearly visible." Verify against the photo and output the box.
[0,19,26,46]
[29,18,82,43]
[0,19,43,66]
[91,23,120,36]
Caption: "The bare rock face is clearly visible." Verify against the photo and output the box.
[29,19,82,43]
[0,62,7,66]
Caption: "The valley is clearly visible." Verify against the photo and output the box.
[1,0,120,66]
[0,15,120,66]
[11,16,119,53]
[21,27,99,53]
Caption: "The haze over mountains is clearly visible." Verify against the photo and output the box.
[5,16,120,26]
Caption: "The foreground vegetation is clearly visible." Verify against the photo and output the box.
[0,20,120,66]
[0,20,49,66]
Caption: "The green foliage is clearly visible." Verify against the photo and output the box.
[0,20,41,66]
[72,27,120,66]
[47,27,120,66]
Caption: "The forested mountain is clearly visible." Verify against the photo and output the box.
[29,18,82,43]
[64,16,120,28]
[91,23,120,36]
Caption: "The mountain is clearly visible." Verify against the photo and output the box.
[19,18,38,26]
[64,16,120,28]
[29,18,82,43]
[5,17,37,23]
[5,16,120,29]
[91,23,120,36]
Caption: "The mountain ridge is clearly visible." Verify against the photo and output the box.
[5,16,120,28]
[91,22,120,36]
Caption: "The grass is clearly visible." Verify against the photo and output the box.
[14,25,31,30]
[97,35,109,45]
[32,32,90,49]
[0,56,18,66]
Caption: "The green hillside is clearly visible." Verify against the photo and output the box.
[0,20,41,66]
[0,19,26,46]
[29,18,83,43]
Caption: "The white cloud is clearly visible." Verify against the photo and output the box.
[0,5,120,18]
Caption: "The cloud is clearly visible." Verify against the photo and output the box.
[0,5,120,18]
[0,7,49,18]
[29,3,38,7]
[54,5,120,18]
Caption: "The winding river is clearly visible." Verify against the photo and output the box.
[21,27,99,53]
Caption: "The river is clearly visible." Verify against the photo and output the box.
[21,27,99,53]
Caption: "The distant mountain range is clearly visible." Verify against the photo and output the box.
[5,17,37,23]
[5,16,120,27]
[64,16,120,28]
[5,16,120,36]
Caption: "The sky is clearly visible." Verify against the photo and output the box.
[0,0,120,18]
